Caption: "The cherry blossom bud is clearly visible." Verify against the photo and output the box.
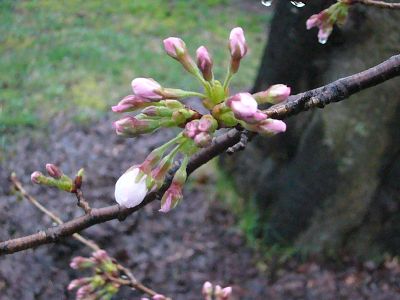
[76,285,93,300]
[198,115,217,133]
[306,14,321,30]
[163,37,187,58]
[220,287,233,300]
[306,2,349,44]
[163,37,198,74]
[159,157,188,213]
[45,164,63,179]
[68,278,90,291]
[244,119,286,136]
[70,256,95,270]
[115,167,148,208]
[227,93,257,117]
[92,250,110,262]
[31,171,44,184]
[153,295,167,300]
[194,132,212,148]
[113,116,157,137]
[131,78,163,100]
[112,95,153,113]
[196,46,213,81]
[159,182,183,213]
[183,120,199,138]
[226,93,267,124]
[202,281,213,297]
[229,27,247,73]
[253,84,291,104]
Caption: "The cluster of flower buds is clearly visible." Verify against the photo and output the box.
[202,281,232,300]
[31,164,84,193]
[306,0,350,44]
[68,250,121,300]
[183,115,218,148]
[112,27,290,212]
[114,100,200,137]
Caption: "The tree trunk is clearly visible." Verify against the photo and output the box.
[223,1,400,258]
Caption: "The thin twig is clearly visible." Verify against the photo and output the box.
[349,0,400,9]
[74,189,91,214]
[10,173,162,298]
[10,173,99,251]
[0,54,399,256]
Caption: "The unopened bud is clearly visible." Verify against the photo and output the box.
[229,27,247,74]
[202,281,213,296]
[194,132,212,148]
[163,37,187,59]
[226,93,267,124]
[92,250,110,262]
[45,164,63,179]
[244,118,286,136]
[113,116,158,137]
[253,84,291,104]
[131,78,163,100]
[112,95,153,113]
[196,46,213,81]
[31,171,45,184]
[163,37,198,75]
[70,256,95,270]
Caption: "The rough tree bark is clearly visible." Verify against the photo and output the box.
[223,1,400,258]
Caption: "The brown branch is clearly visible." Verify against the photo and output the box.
[10,174,163,298]
[74,188,92,214]
[1,54,399,256]
[349,0,400,9]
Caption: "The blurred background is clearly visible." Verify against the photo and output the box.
[1,0,400,299]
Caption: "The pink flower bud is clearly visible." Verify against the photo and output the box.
[229,27,247,59]
[92,250,109,262]
[76,285,93,300]
[221,287,233,300]
[183,120,200,138]
[229,27,247,73]
[115,167,148,208]
[253,84,291,104]
[159,182,182,213]
[31,171,44,184]
[70,256,95,270]
[198,115,217,133]
[306,14,321,30]
[227,93,257,117]
[67,278,90,290]
[163,37,187,59]
[131,78,162,100]
[159,158,187,213]
[244,119,286,136]
[196,46,213,81]
[163,37,198,75]
[226,93,267,123]
[153,295,167,300]
[194,132,212,148]
[202,281,213,296]
[113,116,156,137]
[45,163,63,179]
[112,95,153,113]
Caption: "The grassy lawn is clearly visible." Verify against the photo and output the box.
[0,0,271,143]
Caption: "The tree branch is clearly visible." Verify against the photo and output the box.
[1,54,399,256]
[350,0,400,9]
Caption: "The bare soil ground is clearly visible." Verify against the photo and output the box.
[1,114,400,299]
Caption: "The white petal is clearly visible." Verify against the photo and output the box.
[115,168,148,208]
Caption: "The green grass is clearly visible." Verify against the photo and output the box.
[0,0,271,139]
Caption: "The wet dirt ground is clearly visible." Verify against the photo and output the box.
[1,114,400,299]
